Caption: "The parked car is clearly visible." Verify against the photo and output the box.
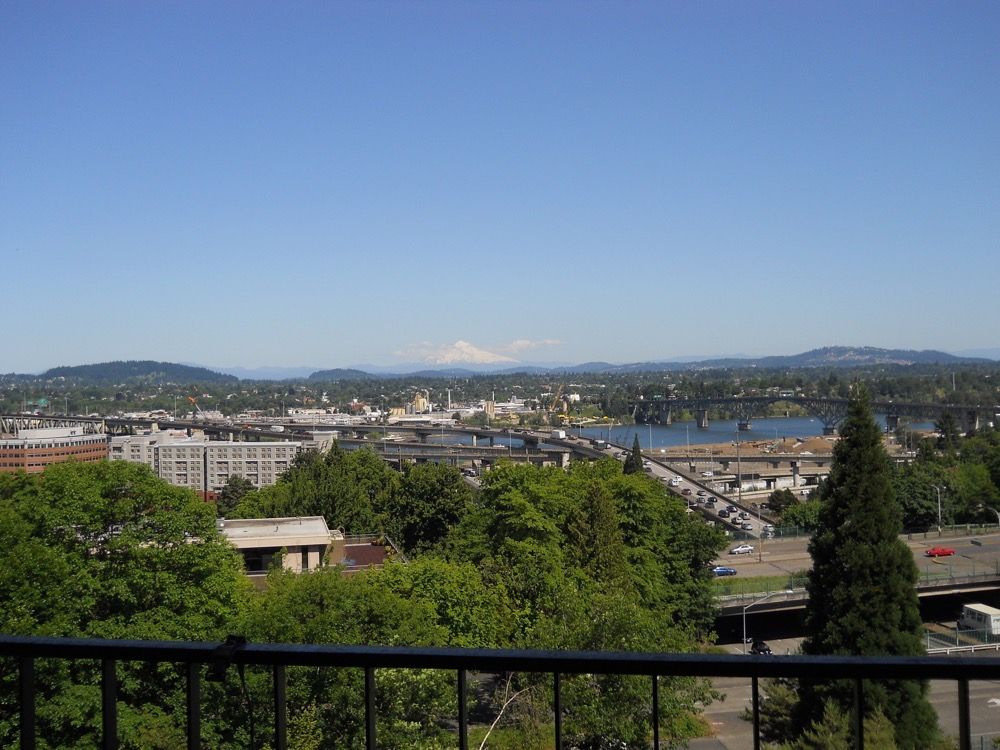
[925,546,956,557]
[729,544,754,555]
[750,639,773,655]
[712,566,738,577]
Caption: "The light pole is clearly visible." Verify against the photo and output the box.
[932,485,944,530]
[648,423,653,451]
[742,590,791,654]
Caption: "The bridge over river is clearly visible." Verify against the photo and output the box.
[629,396,997,434]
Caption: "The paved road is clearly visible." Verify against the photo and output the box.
[710,531,1000,581]
[690,641,1000,749]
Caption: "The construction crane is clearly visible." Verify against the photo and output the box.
[549,383,566,415]
[187,396,207,420]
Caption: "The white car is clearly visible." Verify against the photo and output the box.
[729,544,755,555]
[701,471,714,477]
[669,477,681,486]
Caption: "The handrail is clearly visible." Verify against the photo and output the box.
[2,634,999,681]
[2,635,995,750]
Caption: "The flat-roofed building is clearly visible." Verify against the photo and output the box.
[218,516,345,576]
[0,427,109,474]
[110,431,301,495]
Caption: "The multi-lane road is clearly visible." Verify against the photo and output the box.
[570,436,774,538]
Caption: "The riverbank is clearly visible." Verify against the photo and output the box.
[656,435,838,459]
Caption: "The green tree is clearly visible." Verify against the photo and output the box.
[799,385,939,749]
[623,434,644,475]
[935,412,961,453]
[215,473,255,517]
[0,461,247,748]
[781,500,822,531]
[383,462,472,555]
[767,488,798,516]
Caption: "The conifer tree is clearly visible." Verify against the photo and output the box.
[623,434,644,475]
[798,384,938,749]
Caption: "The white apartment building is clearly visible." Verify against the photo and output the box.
[110,431,301,495]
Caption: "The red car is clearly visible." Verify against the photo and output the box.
[925,546,956,557]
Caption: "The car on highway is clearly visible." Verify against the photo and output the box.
[701,471,714,477]
[712,566,738,577]
[718,509,731,519]
[741,522,754,530]
[925,546,956,557]
[750,639,773,656]
[681,488,692,495]
[729,544,754,555]
[697,489,708,497]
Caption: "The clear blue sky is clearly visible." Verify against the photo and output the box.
[3,2,998,372]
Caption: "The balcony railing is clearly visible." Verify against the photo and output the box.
[2,634,999,750]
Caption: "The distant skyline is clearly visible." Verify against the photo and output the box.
[3,2,998,373]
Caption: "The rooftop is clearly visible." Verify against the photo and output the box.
[217,516,340,549]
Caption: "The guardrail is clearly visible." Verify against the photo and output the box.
[2,635,997,750]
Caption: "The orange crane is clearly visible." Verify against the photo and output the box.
[187,396,206,420]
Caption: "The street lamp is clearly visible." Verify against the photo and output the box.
[987,507,1000,528]
[742,590,792,654]
[932,485,945,530]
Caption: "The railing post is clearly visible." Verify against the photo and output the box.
[554,672,561,750]
[959,678,971,750]
[852,677,864,750]
[457,669,468,750]
[186,662,200,750]
[752,675,761,750]
[273,664,287,750]
[365,667,376,750]
[651,674,659,750]
[19,656,35,750]
[102,659,118,750]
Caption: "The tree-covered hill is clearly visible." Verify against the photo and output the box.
[42,360,238,384]
[307,367,377,381]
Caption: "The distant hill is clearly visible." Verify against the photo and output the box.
[544,347,986,374]
[307,368,377,381]
[714,346,987,369]
[42,360,237,384]
[21,347,994,385]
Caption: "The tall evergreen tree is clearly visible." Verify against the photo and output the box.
[623,434,644,475]
[798,385,938,749]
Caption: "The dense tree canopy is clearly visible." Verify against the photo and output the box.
[1,449,729,748]
[0,461,247,747]
[799,386,938,749]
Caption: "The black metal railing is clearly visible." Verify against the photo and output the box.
[2,634,999,750]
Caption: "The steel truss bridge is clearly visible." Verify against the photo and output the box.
[629,396,997,434]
